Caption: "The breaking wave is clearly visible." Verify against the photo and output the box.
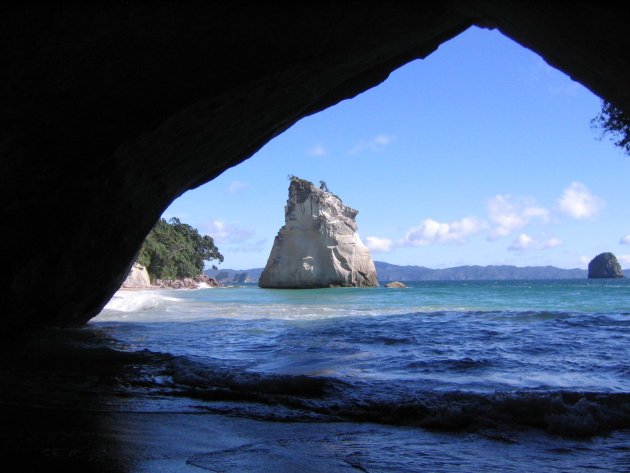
[8,334,624,439]
[151,353,630,437]
[103,290,183,313]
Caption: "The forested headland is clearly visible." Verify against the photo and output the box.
[137,217,223,282]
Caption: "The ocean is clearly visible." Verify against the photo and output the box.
[5,280,629,471]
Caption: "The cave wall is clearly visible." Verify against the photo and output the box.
[1,2,629,331]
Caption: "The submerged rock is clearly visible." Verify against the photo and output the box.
[259,177,378,288]
[587,252,625,278]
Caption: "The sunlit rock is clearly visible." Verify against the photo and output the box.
[385,281,408,288]
[122,262,151,288]
[259,177,378,288]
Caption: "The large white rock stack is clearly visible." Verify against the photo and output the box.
[259,177,378,288]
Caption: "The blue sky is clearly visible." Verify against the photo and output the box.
[164,26,630,270]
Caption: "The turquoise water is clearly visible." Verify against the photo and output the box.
[82,279,630,471]
[102,279,630,320]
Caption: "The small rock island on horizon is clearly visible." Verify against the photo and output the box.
[587,252,625,279]
[259,176,379,288]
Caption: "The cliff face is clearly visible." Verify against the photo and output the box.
[122,262,151,288]
[587,253,625,279]
[259,178,378,288]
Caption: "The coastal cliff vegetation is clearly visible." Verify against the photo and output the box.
[138,217,223,281]
[592,100,630,155]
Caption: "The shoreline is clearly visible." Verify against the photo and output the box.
[118,283,230,292]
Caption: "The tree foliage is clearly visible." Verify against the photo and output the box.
[137,217,223,281]
[591,100,630,155]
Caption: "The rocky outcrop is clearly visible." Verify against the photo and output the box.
[198,275,221,287]
[232,273,252,284]
[154,275,220,289]
[587,253,625,279]
[385,281,408,288]
[121,264,220,289]
[3,3,630,329]
[259,178,378,288]
[121,263,152,288]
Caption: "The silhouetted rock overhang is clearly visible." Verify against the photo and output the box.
[2,2,629,332]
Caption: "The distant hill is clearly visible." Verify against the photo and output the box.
[205,267,264,284]
[373,262,589,281]
[206,262,629,283]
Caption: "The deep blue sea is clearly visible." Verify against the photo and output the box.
[63,280,630,471]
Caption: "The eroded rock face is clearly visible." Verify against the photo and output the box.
[259,178,378,288]
[587,253,625,279]
[122,263,151,288]
[2,3,630,329]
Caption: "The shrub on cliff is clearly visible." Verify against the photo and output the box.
[592,100,630,155]
[138,217,223,281]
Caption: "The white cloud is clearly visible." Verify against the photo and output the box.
[371,134,396,148]
[349,134,396,154]
[399,217,486,247]
[508,233,534,251]
[509,233,564,252]
[620,234,630,245]
[557,182,605,219]
[538,237,564,249]
[227,181,251,193]
[365,236,393,253]
[204,220,266,253]
[204,220,254,244]
[487,194,549,239]
[309,144,327,157]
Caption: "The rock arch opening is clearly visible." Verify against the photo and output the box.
[159,26,626,283]
[4,5,630,470]
[2,3,630,331]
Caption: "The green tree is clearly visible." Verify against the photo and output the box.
[137,217,223,281]
[591,100,630,155]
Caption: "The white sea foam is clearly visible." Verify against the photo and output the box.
[102,290,181,313]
